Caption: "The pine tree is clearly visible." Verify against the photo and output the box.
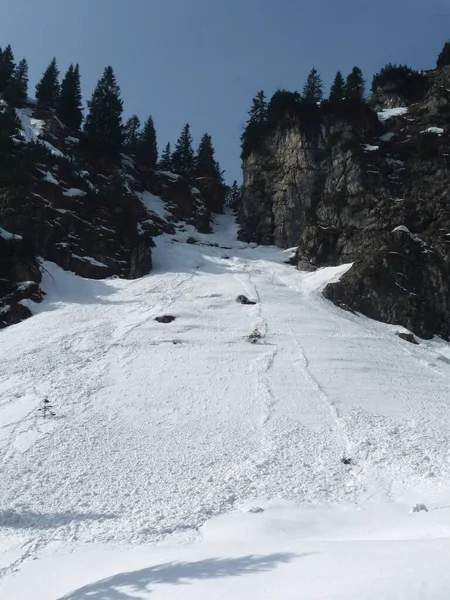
[195,133,220,179]
[437,40,450,68]
[38,397,55,419]
[0,45,16,93]
[83,65,124,164]
[35,58,60,109]
[137,115,158,167]
[158,142,172,171]
[4,58,28,106]
[329,71,345,103]
[247,90,268,126]
[345,67,365,101]
[123,115,141,153]
[240,90,268,159]
[57,64,83,130]
[303,68,323,103]
[172,123,195,178]
[226,180,242,207]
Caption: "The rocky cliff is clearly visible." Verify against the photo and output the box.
[0,102,213,329]
[239,68,450,340]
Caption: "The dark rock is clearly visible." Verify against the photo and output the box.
[297,259,317,272]
[0,234,43,329]
[236,295,257,305]
[395,331,419,344]
[155,315,176,323]
[186,237,197,244]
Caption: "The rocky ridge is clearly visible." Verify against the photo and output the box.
[239,67,450,340]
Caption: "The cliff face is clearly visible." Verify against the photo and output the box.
[239,68,450,340]
[0,104,213,329]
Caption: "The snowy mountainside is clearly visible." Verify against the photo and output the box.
[1,212,450,598]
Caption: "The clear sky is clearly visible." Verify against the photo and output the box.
[1,0,449,183]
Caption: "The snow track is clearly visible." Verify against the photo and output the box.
[1,213,450,594]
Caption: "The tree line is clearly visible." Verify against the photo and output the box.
[0,44,224,184]
[241,37,450,159]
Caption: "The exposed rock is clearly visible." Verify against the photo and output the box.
[0,233,43,328]
[186,237,197,244]
[238,67,450,340]
[236,295,257,305]
[395,331,419,344]
[155,315,176,323]
[297,259,317,272]
[411,503,428,513]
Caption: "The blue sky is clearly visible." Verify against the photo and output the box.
[1,0,449,183]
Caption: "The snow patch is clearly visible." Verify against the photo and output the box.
[377,107,408,122]
[136,190,168,221]
[380,132,396,142]
[15,108,44,142]
[421,127,444,135]
[63,188,87,198]
[0,226,22,241]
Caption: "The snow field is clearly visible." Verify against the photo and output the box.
[1,211,450,597]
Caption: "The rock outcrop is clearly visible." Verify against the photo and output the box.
[0,103,214,328]
[239,67,450,340]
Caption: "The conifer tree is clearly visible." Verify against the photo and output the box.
[57,64,83,130]
[0,45,16,93]
[195,133,220,179]
[83,65,124,164]
[329,71,345,103]
[303,68,323,103]
[345,67,365,101]
[38,397,55,419]
[172,123,195,178]
[437,40,450,68]
[158,142,172,171]
[247,90,268,126]
[123,115,141,153]
[35,58,60,109]
[226,180,242,207]
[240,90,268,159]
[4,58,28,106]
[137,115,158,167]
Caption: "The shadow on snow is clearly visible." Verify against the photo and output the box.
[60,553,307,599]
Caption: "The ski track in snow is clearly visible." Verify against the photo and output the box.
[1,212,450,583]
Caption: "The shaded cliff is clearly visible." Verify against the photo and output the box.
[239,67,450,340]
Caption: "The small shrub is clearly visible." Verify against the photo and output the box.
[38,397,55,419]
[248,328,262,344]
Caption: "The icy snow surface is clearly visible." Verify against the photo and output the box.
[1,212,450,598]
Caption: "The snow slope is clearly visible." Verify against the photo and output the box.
[1,212,450,598]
